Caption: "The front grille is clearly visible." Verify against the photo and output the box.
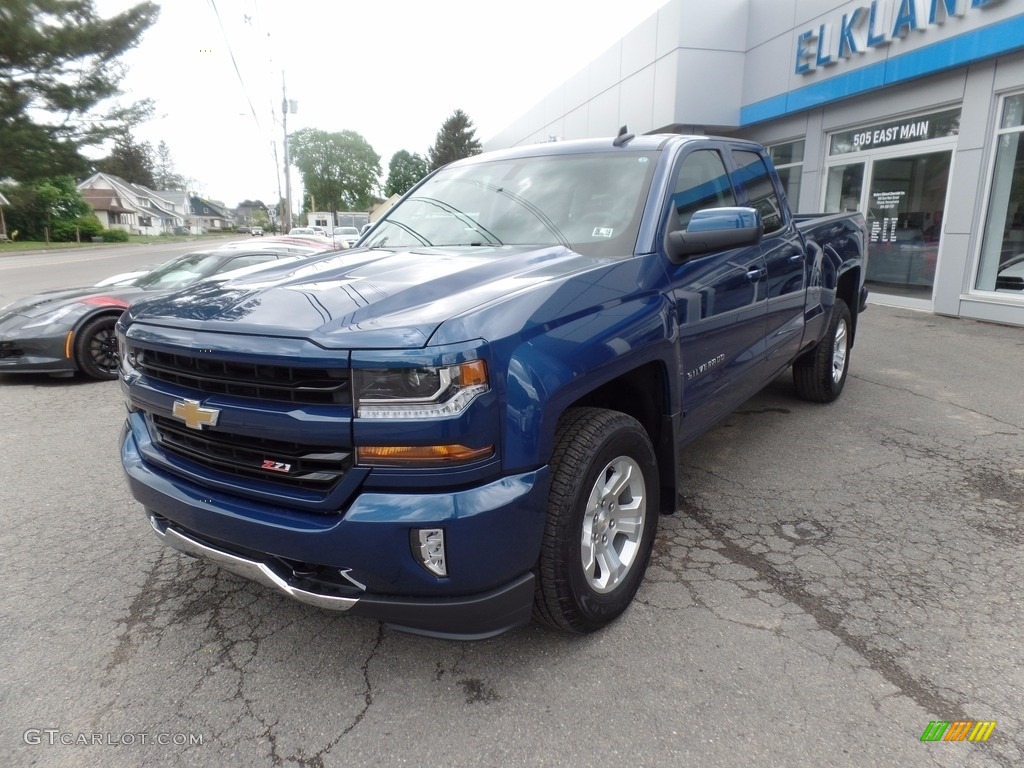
[150,414,350,493]
[131,346,350,404]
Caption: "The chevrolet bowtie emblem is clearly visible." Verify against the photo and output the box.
[171,399,220,430]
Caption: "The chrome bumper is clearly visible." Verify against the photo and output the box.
[149,514,359,612]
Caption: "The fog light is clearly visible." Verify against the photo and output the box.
[412,528,447,577]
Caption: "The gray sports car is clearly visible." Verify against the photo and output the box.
[0,248,324,380]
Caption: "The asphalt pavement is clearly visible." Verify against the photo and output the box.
[0,302,1021,767]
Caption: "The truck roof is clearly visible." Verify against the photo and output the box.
[451,133,764,168]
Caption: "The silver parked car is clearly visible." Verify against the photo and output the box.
[332,226,360,247]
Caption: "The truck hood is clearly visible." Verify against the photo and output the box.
[127,245,610,348]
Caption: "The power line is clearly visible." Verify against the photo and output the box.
[207,0,262,132]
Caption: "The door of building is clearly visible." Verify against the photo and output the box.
[823,110,959,302]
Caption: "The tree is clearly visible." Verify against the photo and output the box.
[289,128,381,212]
[427,109,482,172]
[250,208,271,230]
[235,199,268,226]
[1,176,101,241]
[384,150,428,197]
[0,0,159,182]
[153,140,186,190]
[96,129,155,187]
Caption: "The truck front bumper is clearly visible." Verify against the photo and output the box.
[122,420,548,640]
[147,513,535,639]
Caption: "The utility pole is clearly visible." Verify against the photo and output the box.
[282,74,294,233]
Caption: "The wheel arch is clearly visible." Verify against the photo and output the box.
[836,266,861,347]
[503,338,678,515]
[70,309,124,371]
[563,362,677,515]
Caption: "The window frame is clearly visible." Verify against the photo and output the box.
[972,91,1024,299]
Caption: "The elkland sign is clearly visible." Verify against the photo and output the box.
[795,0,1006,74]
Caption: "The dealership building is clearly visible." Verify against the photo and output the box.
[487,0,1024,327]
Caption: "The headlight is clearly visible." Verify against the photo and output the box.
[355,360,488,418]
[117,332,138,376]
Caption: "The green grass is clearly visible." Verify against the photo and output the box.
[0,232,237,252]
[125,233,237,245]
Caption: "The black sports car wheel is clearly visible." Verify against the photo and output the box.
[74,315,120,380]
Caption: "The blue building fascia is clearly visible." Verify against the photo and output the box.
[740,13,1024,125]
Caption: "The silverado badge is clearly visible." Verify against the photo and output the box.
[171,399,220,430]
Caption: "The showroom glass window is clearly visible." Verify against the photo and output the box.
[976,93,1024,293]
[768,140,804,212]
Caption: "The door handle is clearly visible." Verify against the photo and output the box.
[788,253,804,263]
[746,267,767,281]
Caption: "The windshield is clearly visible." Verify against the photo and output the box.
[363,151,658,257]
[130,253,224,290]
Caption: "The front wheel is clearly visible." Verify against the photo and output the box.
[793,297,852,402]
[74,315,120,380]
[534,407,659,633]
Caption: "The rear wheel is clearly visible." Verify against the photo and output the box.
[74,315,119,380]
[534,407,659,633]
[793,298,851,403]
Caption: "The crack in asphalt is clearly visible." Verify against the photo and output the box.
[252,617,385,766]
[106,544,390,766]
[103,547,177,679]
[339,623,385,739]
[660,495,1022,768]
[677,494,968,719]
[849,373,1024,432]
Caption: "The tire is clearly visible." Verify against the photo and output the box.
[74,315,120,381]
[534,407,660,633]
[793,297,852,403]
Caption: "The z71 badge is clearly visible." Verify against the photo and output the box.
[261,459,292,473]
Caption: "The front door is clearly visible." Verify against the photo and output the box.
[665,146,767,441]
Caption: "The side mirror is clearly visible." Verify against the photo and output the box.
[666,207,763,264]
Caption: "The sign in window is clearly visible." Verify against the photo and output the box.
[830,110,960,156]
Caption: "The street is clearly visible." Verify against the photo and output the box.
[0,239,238,309]
[0,251,1022,767]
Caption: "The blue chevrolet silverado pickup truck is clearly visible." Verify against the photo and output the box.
[119,132,867,639]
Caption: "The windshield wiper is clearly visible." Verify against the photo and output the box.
[368,219,430,248]
[453,179,571,249]
[415,196,503,246]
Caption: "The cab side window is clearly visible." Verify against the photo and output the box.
[731,150,784,235]
[223,254,279,271]
[672,150,736,230]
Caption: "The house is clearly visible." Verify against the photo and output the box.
[157,190,193,234]
[234,201,268,226]
[368,196,399,224]
[78,173,187,236]
[188,196,233,234]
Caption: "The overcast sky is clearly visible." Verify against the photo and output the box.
[91,0,669,209]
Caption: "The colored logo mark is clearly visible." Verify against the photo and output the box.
[920,721,996,742]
